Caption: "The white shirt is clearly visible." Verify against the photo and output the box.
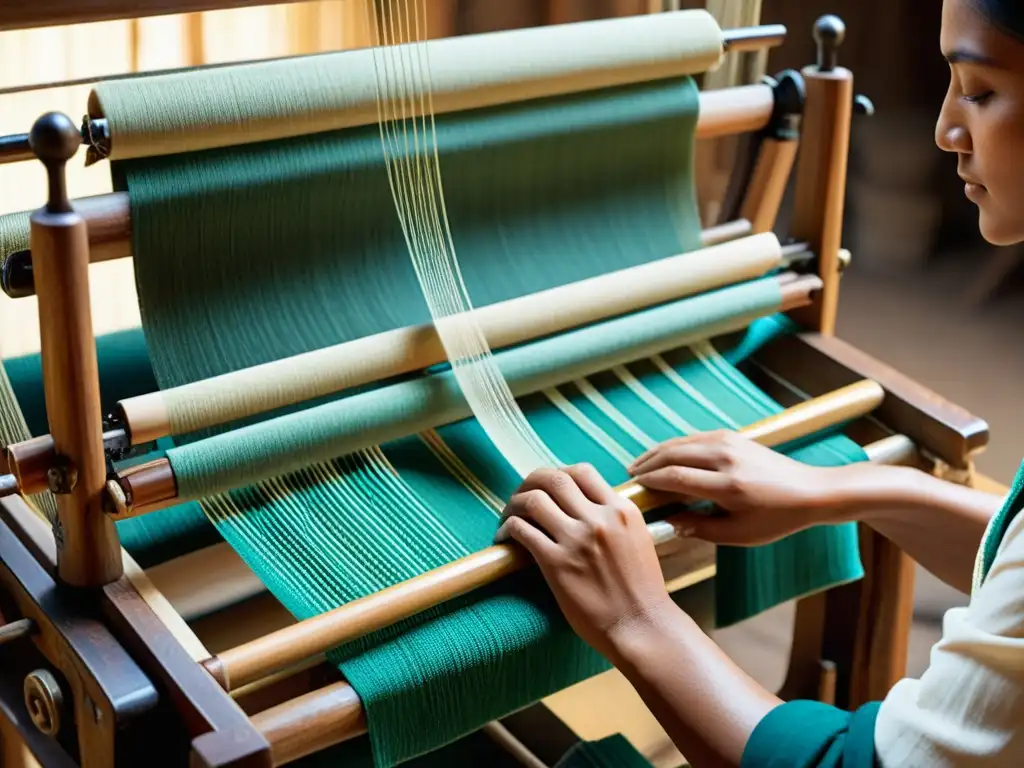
[875,498,1024,765]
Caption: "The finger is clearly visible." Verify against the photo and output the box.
[562,463,618,505]
[499,489,579,541]
[632,466,734,503]
[494,515,562,559]
[662,511,747,545]
[514,467,594,521]
[629,439,731,476]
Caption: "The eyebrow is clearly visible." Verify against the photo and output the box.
[944,49,1000,67]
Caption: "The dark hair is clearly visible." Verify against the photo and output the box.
[973,0,1024,41]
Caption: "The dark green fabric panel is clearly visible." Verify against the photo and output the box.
[1,329,215,567]
[117,78,703,399]
[556,735,655,768]
[3,328,157,437]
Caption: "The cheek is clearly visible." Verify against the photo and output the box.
[971,112,1024,245]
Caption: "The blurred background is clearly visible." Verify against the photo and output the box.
[1,2,1020,765]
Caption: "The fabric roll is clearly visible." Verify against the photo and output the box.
[0,210,29,266]
[89,10,722,161]
[168,278,782,501]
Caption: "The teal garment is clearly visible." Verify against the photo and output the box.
[556,734,655,768]
[979,459,1024,585]
[742,701,881,768]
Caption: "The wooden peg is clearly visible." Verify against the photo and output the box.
[787,15,854,335]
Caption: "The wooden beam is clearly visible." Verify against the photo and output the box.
[753,332,990,469]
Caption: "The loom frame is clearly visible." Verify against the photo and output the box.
[0,7,992,768]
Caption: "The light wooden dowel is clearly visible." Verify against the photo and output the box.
[250,680,366,767]
[203,380,883,694]
[119,233,785,446]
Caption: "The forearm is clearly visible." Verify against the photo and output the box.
[825,463,1004,594]
[609,602,781,768]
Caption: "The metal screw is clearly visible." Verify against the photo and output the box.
[24,669,64,737]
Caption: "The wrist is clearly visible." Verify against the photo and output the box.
[812,462,927,523]
[605,597,696,670]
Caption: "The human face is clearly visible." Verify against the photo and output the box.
[937,0,1024,245]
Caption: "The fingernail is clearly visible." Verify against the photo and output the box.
[494,526,508,543]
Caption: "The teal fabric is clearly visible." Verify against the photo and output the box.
[979,459,1024,584]
[201,327,866,767]
[103,72,868,767]
[3,328,157,436]
[556,734,654,768]
[2,330,217,568]
[741,700,881,768]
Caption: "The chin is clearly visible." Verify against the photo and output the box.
[977,209,1024,247]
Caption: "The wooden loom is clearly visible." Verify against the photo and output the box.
[0,3,991,767]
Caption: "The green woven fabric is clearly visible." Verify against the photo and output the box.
[2,330,216,568]
[556,735,655,768]
[100,75,868,767]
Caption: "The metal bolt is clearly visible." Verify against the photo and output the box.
[24,669,64,737]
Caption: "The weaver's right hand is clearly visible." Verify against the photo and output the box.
[628,430,844,546]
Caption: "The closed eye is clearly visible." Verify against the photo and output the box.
[963,90,994,104]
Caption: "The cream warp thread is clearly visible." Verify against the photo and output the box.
[366,0,559,478]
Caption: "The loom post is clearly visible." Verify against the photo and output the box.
[29,111,123,587]
[738,70,805,234]
[786,14,854,336]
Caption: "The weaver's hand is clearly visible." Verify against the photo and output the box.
[494,465,672,662]
[628,430,838,545]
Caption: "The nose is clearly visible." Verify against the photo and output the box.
[936,86,972,154]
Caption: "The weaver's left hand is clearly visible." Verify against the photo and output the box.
[494,465,673,662]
